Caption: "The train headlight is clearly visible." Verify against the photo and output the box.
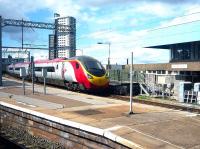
[87,74,93,79]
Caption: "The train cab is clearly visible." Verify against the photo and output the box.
[69,56,109,90]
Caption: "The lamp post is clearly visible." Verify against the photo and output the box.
[54,13,60,18]
[129,52,134,115]
[97,42,111,77]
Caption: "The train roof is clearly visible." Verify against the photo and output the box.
[69,56,98,62]
[34,56,98,63]
[8,56,100,67]
[34,58,66,63]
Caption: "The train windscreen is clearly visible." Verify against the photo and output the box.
[84,60,106,77]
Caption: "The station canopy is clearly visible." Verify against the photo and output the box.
[145,40,199,49]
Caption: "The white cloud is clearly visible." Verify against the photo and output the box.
[134,2,176,17]
[32,51,48,60]
[43,0,81,17]
[82,29,155,64]
[0,0,44,19]
[159,5,200,28]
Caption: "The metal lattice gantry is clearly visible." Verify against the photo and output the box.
[2,48,30,54]
[0,16,74,86]
[2,47,30,61]
[2,18,74,32]
[2,18,55,29]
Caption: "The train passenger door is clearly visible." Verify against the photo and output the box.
[46,63,53,79]
[55,62,63,80]
[62,61,76,82]
[61,62,65,80]
[74,62,81,82]
[51,62,57,79]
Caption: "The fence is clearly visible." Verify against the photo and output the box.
[184,91,200,104]
[109,70,173,96]
[109,69,146,83]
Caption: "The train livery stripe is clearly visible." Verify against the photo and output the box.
[69,60,91,89]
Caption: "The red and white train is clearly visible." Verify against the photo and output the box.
[7,56,109,91]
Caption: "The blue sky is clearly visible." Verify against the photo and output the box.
[1,0,200,64]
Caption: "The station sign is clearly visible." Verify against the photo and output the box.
[171,64,187,69]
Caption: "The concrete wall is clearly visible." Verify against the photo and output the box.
[0,102,131,149]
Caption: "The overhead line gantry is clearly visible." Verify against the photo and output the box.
[0,16,72,86]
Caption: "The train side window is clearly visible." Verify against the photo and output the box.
[76,63,79,69]
[56,64,58,69]
[35,67,42,71]
[15,67,20,71]
[47,67,55,72]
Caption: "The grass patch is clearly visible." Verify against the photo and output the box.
[137,95,150,100]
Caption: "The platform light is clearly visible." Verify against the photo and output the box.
[54,13,60,18]
[97,42,111,77]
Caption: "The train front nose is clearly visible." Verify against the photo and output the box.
[88,74,109,88]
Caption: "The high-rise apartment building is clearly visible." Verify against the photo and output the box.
[49,16,76,59]
[49,34,55,59]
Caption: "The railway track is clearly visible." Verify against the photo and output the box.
[110,95,200,113]
[3,74,200,114]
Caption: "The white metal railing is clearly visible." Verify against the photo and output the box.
[184,90,200,104]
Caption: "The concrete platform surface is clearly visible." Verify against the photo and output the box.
[1,77,200,149]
